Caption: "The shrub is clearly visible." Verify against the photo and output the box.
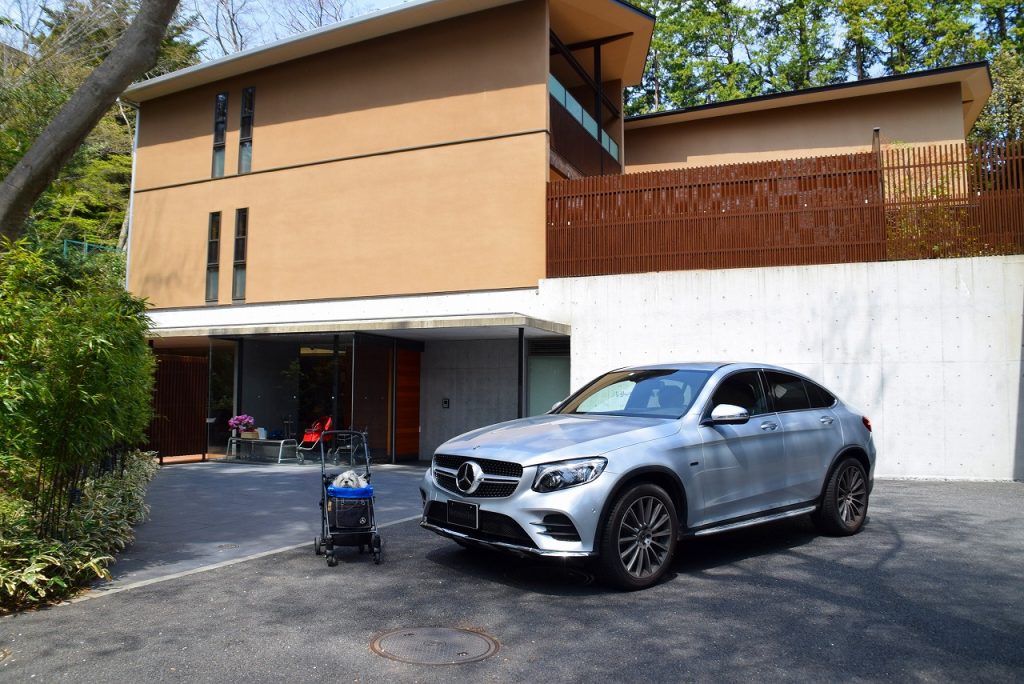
[0,241,154,537]
[0,450,158,613]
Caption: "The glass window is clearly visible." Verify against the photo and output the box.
[709,371,769,416]
[232,266,246,301]
[559,369,711,419]
[766,371,812,412]
[205,212,220,303]
[212,92,228,178]
[232,208,248,301]
[806,381,836,408]
[238,87,255,174]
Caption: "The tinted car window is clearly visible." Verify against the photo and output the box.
[765,371,811,412]
[709,371,769,416]
[806,381,836,408]
[561,369,711,419]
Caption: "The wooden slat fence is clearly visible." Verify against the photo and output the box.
[547,141,1024,277]
[883,142,1024,260]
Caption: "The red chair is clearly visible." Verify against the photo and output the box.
[297,416,333,463]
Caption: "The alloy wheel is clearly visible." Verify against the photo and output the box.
[618,495,673,579]
[836,464,867,526]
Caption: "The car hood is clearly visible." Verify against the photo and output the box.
[435,413,679,468]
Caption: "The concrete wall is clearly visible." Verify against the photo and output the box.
[624,84,965,171]
[538,256,1024,481]
[419,339,519,457]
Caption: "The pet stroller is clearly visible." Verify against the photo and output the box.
[313,430,382,566]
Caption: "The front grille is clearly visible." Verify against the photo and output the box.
[533,513,581,542]
[425,501,536,548]
[434,454,523,478]
[434,470,518,498]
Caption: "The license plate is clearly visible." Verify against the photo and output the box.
[447,500,479,529]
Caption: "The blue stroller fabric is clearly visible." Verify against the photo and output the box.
[327,484,373,498]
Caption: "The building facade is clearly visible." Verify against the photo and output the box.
[125,0,1021,480]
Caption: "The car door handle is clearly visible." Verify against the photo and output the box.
[819,416,834,425]
[760,422,778,431]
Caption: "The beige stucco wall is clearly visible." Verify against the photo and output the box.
[624,83,966,172]
[131,133,548,306]
[129,0,550,307]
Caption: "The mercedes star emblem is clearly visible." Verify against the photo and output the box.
[456,461,484,494]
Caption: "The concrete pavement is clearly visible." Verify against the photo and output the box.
[1,478,1022,682]
[103,460,427,588]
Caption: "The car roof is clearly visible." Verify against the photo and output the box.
[615,362,799,374]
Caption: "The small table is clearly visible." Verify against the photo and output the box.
[228,437,299,464]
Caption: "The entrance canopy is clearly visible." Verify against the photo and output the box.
[149,312,569,344]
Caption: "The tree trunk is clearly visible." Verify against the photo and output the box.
[0,0,180,243]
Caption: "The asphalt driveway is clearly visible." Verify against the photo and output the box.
[1,476,1022,682]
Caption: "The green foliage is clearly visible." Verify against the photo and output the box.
[0,1,201,244]
[0,242,155,534]
[0,450,158,613]
[625,0,1024,141]
[970,47,1024,143]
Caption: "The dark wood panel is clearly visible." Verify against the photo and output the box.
[394,348,421,461]
[148,354,208,458]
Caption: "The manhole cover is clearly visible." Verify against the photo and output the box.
[371,627,499,665]
[217,544,239,550]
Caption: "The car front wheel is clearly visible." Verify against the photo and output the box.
[813,457,869,535]
[597,483,678,590]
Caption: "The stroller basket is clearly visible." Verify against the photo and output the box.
[327,491,373,530]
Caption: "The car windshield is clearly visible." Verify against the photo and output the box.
[558,369,712,419]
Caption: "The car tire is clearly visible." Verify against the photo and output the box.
[813,457,869,536]
[597,483,678,591]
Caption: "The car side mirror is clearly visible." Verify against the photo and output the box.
[704,404,750,426]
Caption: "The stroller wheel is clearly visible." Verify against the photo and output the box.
[314,537,322,556]
[327,554,338,567]
[372,533,382,564]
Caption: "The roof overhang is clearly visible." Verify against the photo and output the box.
[149,313,569,342]
[549,0,654,87]
[123,0,522,103]
[625,62,993,136]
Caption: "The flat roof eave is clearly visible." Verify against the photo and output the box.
[624,62,993,135]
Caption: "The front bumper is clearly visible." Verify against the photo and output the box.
[419,521,593,558]
[419,463,617,557]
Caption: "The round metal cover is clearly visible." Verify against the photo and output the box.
[371,627,499,665]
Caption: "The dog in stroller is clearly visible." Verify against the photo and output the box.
[314,430,381,566]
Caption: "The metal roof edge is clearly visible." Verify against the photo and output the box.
[124,0,519,102]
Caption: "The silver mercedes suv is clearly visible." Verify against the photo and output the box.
[420,362,876,590]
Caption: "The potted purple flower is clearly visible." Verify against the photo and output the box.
[228,414,258,439]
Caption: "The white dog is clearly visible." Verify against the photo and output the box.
[332,469,368,489]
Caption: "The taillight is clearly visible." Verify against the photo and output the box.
[862,416,873,432]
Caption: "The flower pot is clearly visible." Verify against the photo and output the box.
[240,430,259,439]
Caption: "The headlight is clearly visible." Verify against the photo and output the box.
[532,457,607,493]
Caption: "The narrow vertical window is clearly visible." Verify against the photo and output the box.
[232,208,247,301]
[238,87,255,174]
[206,212,221,302]
[212,92,228,177]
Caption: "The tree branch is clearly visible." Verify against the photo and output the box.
[0,0,180,242]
